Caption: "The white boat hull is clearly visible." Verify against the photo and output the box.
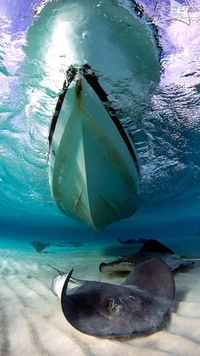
[49,72,139,230]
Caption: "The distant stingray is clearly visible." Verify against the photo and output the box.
[29,240,65,253]
[100,239,197,273]
[118,237,147,244]
[59,240,84,247]
[55,258,175,338]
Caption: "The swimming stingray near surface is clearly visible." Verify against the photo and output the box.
[99,239,198,274]
[29,240,65,253]
[49,258,175,338]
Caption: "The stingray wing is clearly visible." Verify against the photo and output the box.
[123,258,175,304]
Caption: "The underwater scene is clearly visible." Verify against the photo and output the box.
[1,0,200,354]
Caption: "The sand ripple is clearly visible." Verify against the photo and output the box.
[0,247,200,356]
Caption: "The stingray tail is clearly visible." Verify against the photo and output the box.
[50,243,65,247]
[47,263,65,275]
[47,264,82,285]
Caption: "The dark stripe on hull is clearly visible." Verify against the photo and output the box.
[48,67,77,148]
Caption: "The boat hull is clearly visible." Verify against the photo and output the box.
[49,73,139,230]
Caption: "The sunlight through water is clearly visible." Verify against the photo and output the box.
[1,0,200,236]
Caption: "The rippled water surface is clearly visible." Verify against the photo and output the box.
[1,0,200,239]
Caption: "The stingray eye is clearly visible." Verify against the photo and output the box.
[103,297,122,312]
[107,298,115,310]
[107,299,121,310]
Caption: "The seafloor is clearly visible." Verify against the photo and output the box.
[0,236,200,356]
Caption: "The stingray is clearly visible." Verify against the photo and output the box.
[29,240,65,253]
[99,239,197,274]
[118,237,147,244]
[49,258,175,338]
[59,240,84,247]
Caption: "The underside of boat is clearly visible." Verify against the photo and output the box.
[48,65,140,230]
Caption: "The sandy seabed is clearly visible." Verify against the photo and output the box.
[0,237,200,356]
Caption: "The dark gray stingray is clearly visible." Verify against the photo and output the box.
[60,258,175,338]
[29,240,65,253]
[99,239,196,274]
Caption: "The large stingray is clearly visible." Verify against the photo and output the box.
[49,258,175,338]
[99,239,197,273]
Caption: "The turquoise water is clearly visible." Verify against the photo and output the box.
[1,0,200,248]
[1,2,200,354]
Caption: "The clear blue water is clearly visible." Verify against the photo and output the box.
[1,0,200,247]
